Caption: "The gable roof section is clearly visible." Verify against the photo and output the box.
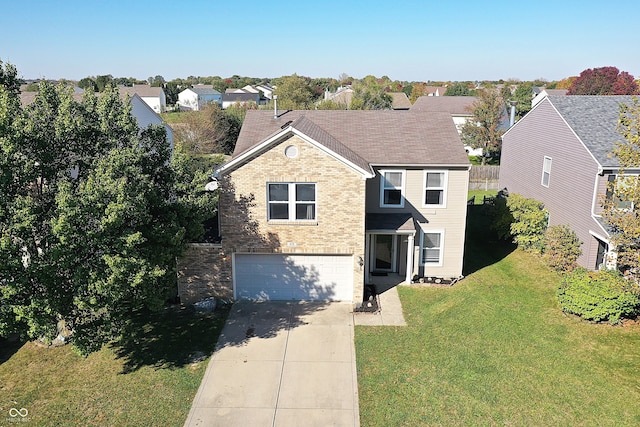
[119,85,163,98]
[411,96,477,115]
[190,85,221,96]
[389,92,412,109]
[219,109,468,176]
[547,95,635,168]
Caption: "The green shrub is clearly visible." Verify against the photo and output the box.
[507,194,548,252]
[543,225,582,273]
[557,269,640,324]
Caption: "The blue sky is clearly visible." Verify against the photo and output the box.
[2,0,639,82]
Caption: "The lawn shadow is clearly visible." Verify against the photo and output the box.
[0,336,24,364]
[463,204,516,275]
[109,303,230,374]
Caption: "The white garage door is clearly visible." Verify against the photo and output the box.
[234,254,353,301]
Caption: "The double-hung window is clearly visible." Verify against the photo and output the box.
[607,174,638,211]
[420,230,444,266]
[424,171,447,207]
[541,156,552,187]
[268,183,316,221]
[380,170,405,208]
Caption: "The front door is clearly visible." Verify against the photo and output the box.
[371,234,396,272]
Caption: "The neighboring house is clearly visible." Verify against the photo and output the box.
[411,96,483,156]
[221,90,263,109]
[178,109,470,305]
[499,95,639,270]
[255,83,275,100]
[19,91,174,150]
[389,92,412,110]
[425,86,447,96]
[324,86,354,108]
[531,88,568,108]
[177,85,222,111]
[118,85,166,113]
[128,93,174,149]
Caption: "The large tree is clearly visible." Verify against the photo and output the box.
[444,82,476,96]
[601,97,640,283]
[350,76,392,110]
[567,66,639,95]
[0,68,211,354]
[272,74,317,109]
[459,89,507,164]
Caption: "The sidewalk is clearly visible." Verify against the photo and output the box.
[353,285,406,326]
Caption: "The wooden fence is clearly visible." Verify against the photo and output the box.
[469,165,500,190]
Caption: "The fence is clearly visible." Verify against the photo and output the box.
[469,165,500,190]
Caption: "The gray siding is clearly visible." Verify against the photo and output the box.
[500,98,607,269]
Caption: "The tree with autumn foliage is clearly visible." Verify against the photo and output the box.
[601,97,640,283]
[459,89,507,164]
[567,66,639,95]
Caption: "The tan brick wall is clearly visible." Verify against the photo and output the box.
[219,135,366,303]
[177,244,233,305]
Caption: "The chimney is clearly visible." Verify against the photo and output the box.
[508,100,517,127]
[273,95,278,119]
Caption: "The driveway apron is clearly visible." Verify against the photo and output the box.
[184,301,359,427]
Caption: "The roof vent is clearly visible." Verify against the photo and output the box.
[280,121,293,129]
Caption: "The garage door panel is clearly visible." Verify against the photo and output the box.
[234,254,353,301]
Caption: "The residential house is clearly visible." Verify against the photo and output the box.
[118,85,166,113]
[389,92,412,110]
[425,86,447,96]
[178,109,470,305]
[499,95,639,270]
[531,87,568,108]
[221,89,263,109]
[255,83,275,100]
[411,96,483,156]
[323,86,354,108]
[177,85,222,111]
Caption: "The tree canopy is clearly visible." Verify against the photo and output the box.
[444,82,476,96]
[601,97,640,283]
[459,89,507,164]
[0,64,212,354]
[567,66,639,95]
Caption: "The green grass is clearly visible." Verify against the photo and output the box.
[356,206,640,426]
[467,189,497,205]
[0,305,229,426]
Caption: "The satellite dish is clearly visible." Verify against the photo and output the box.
[205,179,219,192]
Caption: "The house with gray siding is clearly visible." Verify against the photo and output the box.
[178,109,470,305]
[499,95,639,270]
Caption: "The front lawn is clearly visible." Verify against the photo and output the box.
[355,206,640,426]
[0,305,229,426]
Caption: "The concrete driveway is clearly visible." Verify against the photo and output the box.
[184,301,359,427]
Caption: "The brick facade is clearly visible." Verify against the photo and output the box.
[178,134,367,305]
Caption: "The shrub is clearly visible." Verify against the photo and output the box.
[557,269,640,324]
[543,225,582,273]
[507,194,548,252]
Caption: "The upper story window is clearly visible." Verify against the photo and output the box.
[424,171,447,207]
[268,183,316,221]
[541,156,552,187]
[380,170,405,208]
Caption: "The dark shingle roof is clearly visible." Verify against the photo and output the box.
[547,95,635,167]
[411,96,477,115]
[190,85,221,96]
[233,109,469,167]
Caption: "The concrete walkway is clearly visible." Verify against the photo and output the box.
[353,285,407,326]
[184,301,359,427]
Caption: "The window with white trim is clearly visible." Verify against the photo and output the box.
[420,230,444,266]
[541,156,552,187]
[380,170,405,208]
[268,183,316,221]
[424,171,447,207]
[607,174,638,210]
